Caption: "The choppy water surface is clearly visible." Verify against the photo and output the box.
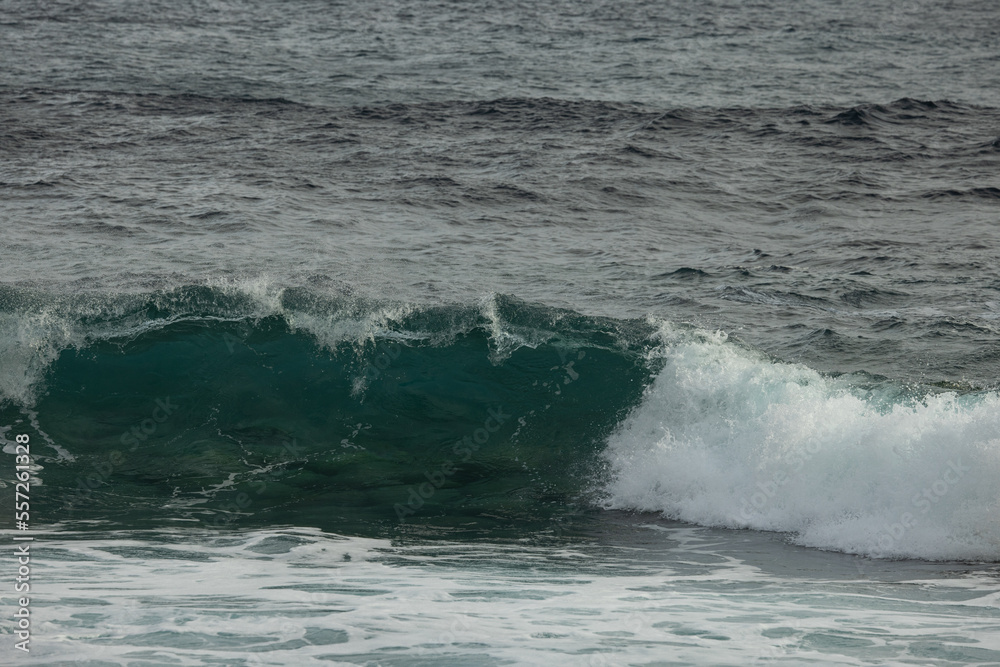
[2,0,999,665]
[23,525,1000,666]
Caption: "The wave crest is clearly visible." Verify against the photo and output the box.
[601,324,1000,561]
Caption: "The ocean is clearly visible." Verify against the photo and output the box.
[1,0,999,664]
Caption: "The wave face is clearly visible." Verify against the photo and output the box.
[0,287,656,535]
[601,327,1000,561]
[2,284,999,560]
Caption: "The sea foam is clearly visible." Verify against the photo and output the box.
[601,324,1000,561]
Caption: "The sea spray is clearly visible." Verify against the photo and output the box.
[601,323,1000,560]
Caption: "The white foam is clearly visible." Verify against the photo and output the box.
[601,323,1000,561]
[204,274,286,315]
[479,293,555,363]
[0,309,84,406]
[20,526,1000,666]
[0,288,185,407]
[0,279,420,407]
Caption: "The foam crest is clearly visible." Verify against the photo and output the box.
[287,303,418,353]
[0,309,82,406]
[601,325,1000,561]
[0,279,414,406]
[0,286,594,416]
